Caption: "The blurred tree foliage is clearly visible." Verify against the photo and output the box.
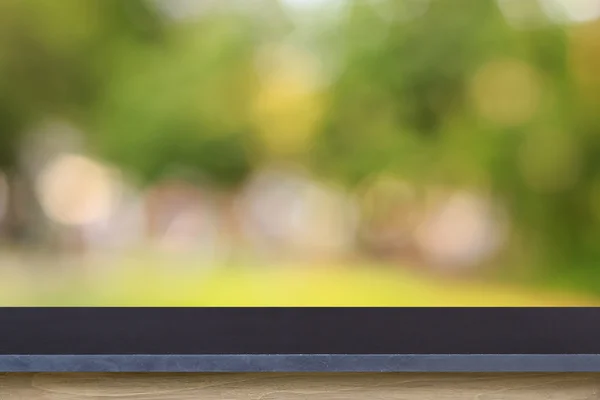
[2,0,600,286]
[0,0,162,168]
[92,12,264,186]
[314,0,600,281]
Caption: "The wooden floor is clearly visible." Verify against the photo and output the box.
[1,373,599,399]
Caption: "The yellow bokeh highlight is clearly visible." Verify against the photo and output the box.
[470,58,542,126]
[252,45,326,156]
[569,21,600,100]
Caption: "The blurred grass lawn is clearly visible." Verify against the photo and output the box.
[0,259,595,306]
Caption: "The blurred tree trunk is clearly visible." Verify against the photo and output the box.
[1,171,28,245]
[1,169,49,249]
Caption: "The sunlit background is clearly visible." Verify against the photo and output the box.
[0,0,600,305]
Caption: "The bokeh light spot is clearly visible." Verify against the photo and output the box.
[35,154,122,226]
[415,191,507,269]
[541,0,600,24]
[470,58,542,127]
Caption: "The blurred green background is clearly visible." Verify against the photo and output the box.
[1,0,600,305]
